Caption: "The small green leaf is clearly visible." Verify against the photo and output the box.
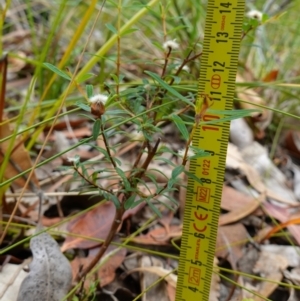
[146,199,162,217]
[189,147,210,160]
[262,13,269,23]
[167,165,184,189]
[167,25,188,34]
[168,178,176,189]
[92,119,101,141]
[43,63,71,80]
[120,28,138,36]
[110,73,119,83]
[145,71,194,107]
[147,168,169,180]
[171,165,184,179]
[76,101,91,112]
[105,23,118,34]
[93,146,109,158]
[171,114,189,141]
[115,167,130,190]
[249,18,260,27]
[104,193,120,209]
[200,109,260,125]
[144,173,160,188]
[124,194,136,209]
[77,73,95,83]
[184,170,203,185]
[86,85,94,98]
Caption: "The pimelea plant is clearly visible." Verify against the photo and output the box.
[44,38,255,281]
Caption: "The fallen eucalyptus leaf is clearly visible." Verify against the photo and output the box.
[17,229,72,301]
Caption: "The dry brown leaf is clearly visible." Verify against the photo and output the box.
[227,143,296,205]
[285,130,300,160]
[221,185,258,212]
[216,224,248,267]
[127,266,177,288]
[166,281,176,301]
[61,202,115,251]
[132,224,182,245]
[284,269,300,301]
[262,70,279,83]
[242,142,297,203]
[261,245,300,268]
[8,51,26,74]
[0,121,39,188]
[219,188,265,226]
[62,201,145,251]
[252,250,288,301]
[262,202,300,245]
[45,118,88,131]
[71,243,126,287]
[139,256,170,301]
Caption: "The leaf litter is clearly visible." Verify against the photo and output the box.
[2,2,300,301]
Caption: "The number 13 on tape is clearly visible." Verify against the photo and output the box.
[175,1,245,301]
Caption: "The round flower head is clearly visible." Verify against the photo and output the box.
[247,10,263,21]
[88,94,108,118]
[163,39,179,51]
[89,94,108,105]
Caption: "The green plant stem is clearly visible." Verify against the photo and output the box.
[269,116,285,160]
[73,165,111,194]
[0,107,80,144]
[133,139,161,180]
[100,119,116,168]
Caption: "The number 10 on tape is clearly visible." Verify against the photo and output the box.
[175,1,245,301]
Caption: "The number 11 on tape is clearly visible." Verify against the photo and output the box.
[175,1,245,301]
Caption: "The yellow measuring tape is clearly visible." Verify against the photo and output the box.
[175,1,245,300]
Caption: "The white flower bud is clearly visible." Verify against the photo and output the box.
[163,39,179,51]
[89,94,108,105]
[247,10,263,21]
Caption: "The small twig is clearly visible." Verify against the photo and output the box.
[72,165,111,195]
[2,214,37,226]
[100,118,117,168]
[132,140,147,170]
[240,26,253,41]
[182,94,211,166]
[161,47,172,78]
[0,54,8,123]
[132,138,161,180]
[169,51,202,86]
